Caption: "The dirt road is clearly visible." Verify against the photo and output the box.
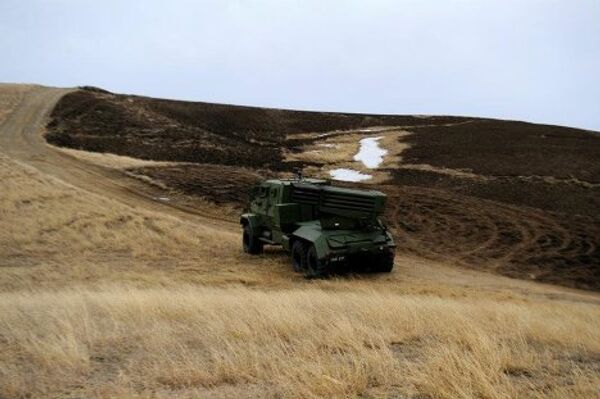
[0,84,235,231]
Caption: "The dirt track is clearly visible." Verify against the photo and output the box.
[0,85,236,231]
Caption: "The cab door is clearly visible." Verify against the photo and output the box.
[252,184,269,216]
[267,185,283,242]
[267,186,278,219]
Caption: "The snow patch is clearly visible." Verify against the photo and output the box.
[317,132,336,137]
[355,127,387,132]
[354,137,387,168]
[329,168,372,182]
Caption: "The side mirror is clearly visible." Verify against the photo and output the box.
[379,219,388,231]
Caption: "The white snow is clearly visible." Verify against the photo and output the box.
[355,127,386,132]
[317,132,336,137]
[354,136,387,168]
[329,168,372,182]
[318,143,337,148]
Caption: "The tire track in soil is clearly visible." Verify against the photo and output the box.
[382,184,600,289]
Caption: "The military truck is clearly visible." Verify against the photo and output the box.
[240,174,395,277]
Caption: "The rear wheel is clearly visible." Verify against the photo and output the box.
[291,241,307,272]
[242,225,263,254]
[305,245,327,278]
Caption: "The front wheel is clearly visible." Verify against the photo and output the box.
[373,250,394,273]
[242,225,263,254]
[291,241,307,272]
[304,245,327,278]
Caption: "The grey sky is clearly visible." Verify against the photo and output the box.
[1,0,599,131]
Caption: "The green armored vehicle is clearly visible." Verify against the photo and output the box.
[240,174,395,277]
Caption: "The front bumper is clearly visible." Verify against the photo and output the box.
[324,244,395,268]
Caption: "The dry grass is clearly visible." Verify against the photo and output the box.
[0,84,34,123]
[2,148,600,398]
[285,134,362,165]
[1,287,599,398]
[398,162,487,180]
[0,154,281,290]
[285,129,411,184]
[52,146,186,169]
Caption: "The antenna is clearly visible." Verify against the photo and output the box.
[293,167,303,180]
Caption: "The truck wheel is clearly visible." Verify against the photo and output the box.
[305,245,327,278]
[374,251,394,273]
[291,241,307,272]
[242,225,263,254]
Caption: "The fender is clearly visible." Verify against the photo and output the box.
[240,213,261,232]
[290,224,330,259]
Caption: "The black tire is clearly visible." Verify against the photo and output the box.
[242,225,263,254]
[291,241,307,272]
[304,245,327,278]
[373,251,394,273]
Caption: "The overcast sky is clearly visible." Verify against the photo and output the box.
[1,0,599,131]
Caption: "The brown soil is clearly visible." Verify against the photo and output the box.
[46,88,467,170]
[134,164,265,206]
[402,120,600,183]
[381,184,600,291]
[45,87,600,291]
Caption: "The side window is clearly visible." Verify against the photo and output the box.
[271,188,277,199]
[259,187,267,197]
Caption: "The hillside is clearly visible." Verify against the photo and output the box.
[2,84,600,398]
[46,87,600,290]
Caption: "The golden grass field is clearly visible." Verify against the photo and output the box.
[1,85,600,398]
